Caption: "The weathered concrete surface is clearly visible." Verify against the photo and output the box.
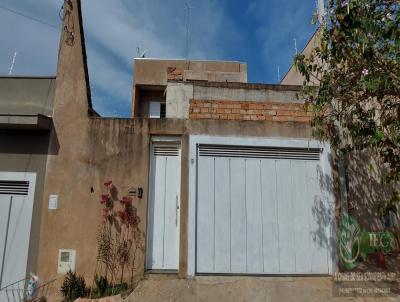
[166,82,193,119]
[192,82,303,103]
[133,59,247,87]
[127,275,398,302]
[132,59,247,116]
[165,81,304,119]
[0,76,55,116]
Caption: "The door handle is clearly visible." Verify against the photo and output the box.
[175,194,179,226]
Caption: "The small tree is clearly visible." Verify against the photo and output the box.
[295,0,399,212]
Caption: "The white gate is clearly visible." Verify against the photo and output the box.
[0,172,36,301]
[195,144,333,275]
[146,140,181,271]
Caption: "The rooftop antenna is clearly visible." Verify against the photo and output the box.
[294,38,298,54]
[316,0,326,25]
[277,65,280,83]
[136,47,147,58]
[184,1,194,60]
[8,50,17,75]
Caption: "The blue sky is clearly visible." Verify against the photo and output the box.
[0,0,318,117]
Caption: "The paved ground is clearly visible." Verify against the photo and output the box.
[126,275,399,302]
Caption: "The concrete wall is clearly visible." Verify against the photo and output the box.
[132,59,247,116]
[39,114,315,287]
[166,81,304,119]
[166,82,193,119]
[0,77,55,116]
[35,0,94,297]
[133,59,247,86]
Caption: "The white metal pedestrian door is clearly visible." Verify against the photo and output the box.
[147,140,181,270]
[196,145,333,275]
[0,173,36,301]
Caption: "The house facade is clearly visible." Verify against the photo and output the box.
[3,0,397,300]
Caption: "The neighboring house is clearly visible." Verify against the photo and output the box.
[0,76,55,296]
[3,0,377,299]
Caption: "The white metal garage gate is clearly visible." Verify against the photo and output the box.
[195,144,334,275]
[0,172,36,301]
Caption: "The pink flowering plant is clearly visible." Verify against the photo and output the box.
[95,181,144,289]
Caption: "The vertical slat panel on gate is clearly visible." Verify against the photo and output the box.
[196,157,215,273]
[229,159,246,273]
[245,160,263,273]
[276,160,296,273]
[260,160,280,273]
[214,158,230,273]
[292,161,312,273]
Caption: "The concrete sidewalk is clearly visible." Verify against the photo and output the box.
[126,275,398,302]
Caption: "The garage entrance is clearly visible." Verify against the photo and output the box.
[195,143,334,275]
[0,172,36,299]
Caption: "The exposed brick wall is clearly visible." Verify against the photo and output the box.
[189,99,312,122]
[167,67,183,81]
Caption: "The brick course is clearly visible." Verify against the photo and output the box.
[189,99,312,122]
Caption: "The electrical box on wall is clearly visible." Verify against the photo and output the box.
[57,249,76,274]
[49,194,58,210]
[127,187,143,198]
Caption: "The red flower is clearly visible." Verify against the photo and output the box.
[120,196,132,205]
[100,194,109,204]
[117,210,127,221]
[103,180,112,186]
[102,208,110,220]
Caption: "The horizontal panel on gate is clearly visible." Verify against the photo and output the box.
[0,180,30,195]
[198,144,321,161]
[153,142,181,157]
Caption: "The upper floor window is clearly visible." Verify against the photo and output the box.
[149,101,166,118]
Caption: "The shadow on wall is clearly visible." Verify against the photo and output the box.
[347,150,399,231]
[310,162,335,252]
[0,127,59,155]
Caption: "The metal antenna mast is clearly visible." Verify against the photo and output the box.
[277,65,280,83]
[184,1,194,60]
[8,50,17,75]
[316,0,326,25]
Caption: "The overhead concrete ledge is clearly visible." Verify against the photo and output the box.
[0,114,52,130]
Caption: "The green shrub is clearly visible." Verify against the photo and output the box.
[91,275,128,298]
[60,270,87,302]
